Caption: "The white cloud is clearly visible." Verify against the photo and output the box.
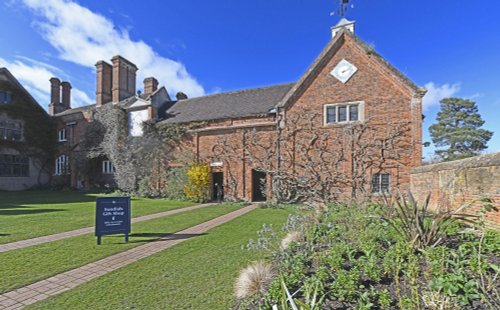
[422,82,461,111]
[21,0,205,98]
[0,57,91,108]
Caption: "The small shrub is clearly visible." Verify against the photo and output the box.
[382,192,477,249]
[235,261,275,300]
[184,162,210,202]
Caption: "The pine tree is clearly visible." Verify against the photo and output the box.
[429,97,493,161]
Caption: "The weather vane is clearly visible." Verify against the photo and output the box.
[331,0,354,18]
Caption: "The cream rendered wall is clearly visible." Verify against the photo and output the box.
[128,109,149,137]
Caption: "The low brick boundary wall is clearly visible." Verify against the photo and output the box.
[410,152,500,228]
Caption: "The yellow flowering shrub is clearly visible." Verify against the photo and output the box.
[184,162,211,202]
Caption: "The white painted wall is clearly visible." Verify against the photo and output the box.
[128,109,149,137]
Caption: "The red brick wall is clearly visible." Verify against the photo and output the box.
[184,116,276,201]
[281,33,423,199]
[411,153,500,228]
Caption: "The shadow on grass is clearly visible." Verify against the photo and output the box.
[0,191,144,209]
[0,190,100,207]
[0,208,64,216]
[0,233,10,237]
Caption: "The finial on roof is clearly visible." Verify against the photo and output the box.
[330,0,355,38]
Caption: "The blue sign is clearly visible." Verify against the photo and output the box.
[95,197,131,245]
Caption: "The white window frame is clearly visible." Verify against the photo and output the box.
[372,173,391,194]
[58,128,67,142]
[55,155,69,176]
[324,101,365,125]
[102,160,115,174]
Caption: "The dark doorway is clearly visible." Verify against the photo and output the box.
[252,169,267,202]
[212,172,224,202]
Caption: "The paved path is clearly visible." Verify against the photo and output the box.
[0,203,214,254]
[0,204,257,309]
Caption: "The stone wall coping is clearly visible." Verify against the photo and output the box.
[412,152,500,174]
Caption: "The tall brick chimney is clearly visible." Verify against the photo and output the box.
[143,77,158,96]
[95,60,113,107]
[50,77,61,105]
[61,81,72,109]
[111,55,138,103]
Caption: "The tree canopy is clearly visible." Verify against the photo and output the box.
[429,97,493,161]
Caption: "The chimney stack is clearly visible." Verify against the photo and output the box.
[111,55,138,103]
[48,77,71,116]
[176,92,188,100]
[50,77,61,105]
[95,61,113,107]
[61,81,72,109]
[143,77,158,96]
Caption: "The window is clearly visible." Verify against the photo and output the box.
[0,154,29,177]
[66,122,76,145]
[324,102,363,125]
[0,120,23,141]
[102,160,115,174]
[0,91,12,104]
[55,155,69,176]
[58,128,67,142]
[372,173,391,194]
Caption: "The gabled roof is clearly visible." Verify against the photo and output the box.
[159,83,294,124]
[277,29,426,109]
[0,68,48,116]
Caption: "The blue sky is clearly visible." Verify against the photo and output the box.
[1,0,499,157]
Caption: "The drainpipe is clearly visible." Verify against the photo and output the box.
[274,107,283,204]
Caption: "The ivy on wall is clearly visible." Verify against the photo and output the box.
[0,80,56,181]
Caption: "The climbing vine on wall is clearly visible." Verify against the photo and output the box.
[85,104,203,193]
[0,80,56,182]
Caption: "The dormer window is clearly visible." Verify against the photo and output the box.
[324,101,364,125]
[58,128,67,142]
[0,91,12,104]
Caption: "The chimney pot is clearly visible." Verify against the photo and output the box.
[143,77,158,96]
[176,92,188,100]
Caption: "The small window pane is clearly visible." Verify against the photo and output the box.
[349,105,359,121]
[338,106,347,122]
[381,174,390,193]
[326,106,336,124]
[372,174,380,193]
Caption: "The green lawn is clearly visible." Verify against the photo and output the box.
[0,190,195,244]
[27,208,291,310]
[0,204,241,293]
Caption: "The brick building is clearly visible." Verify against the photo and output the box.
[159,21,426,202]
[45,19,425,201]
[50,56,171,188]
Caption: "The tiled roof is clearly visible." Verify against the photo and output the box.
[54,96,144,117]
[159,83,294,124]
[54,104,96,116]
